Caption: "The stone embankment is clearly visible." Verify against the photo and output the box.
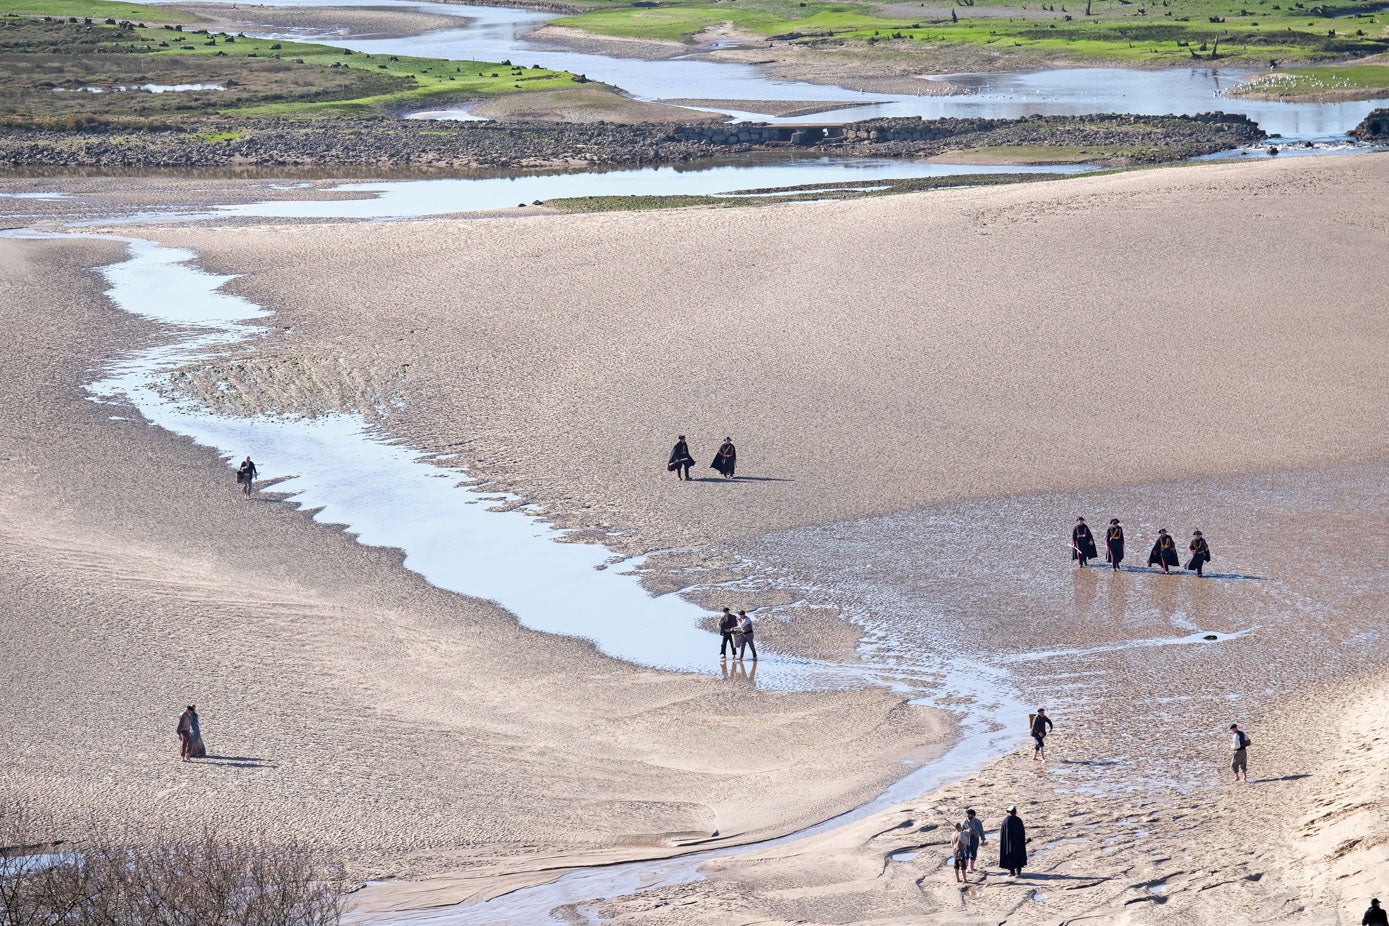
[1351,107,1388,140]
[0,112,1266,171]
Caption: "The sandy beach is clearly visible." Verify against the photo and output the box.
[1,153,1386,923]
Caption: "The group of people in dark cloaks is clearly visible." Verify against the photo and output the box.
[1071,517,1213,577]
[667,435,737,481]
[950,806,1029,882]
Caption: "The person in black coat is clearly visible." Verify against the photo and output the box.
[999,806,1027,876]
[1071,517,1098,567]
[667,435,694,481]
[717,607,738,659]
[1187,530,1212,577]
[1148,529,1179,574]
[1363,899,1388,926]
[1105,519,1125,570]
[711,437,737,478]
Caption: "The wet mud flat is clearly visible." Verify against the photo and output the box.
[697,463,1389,794]
[0,111,1266,171]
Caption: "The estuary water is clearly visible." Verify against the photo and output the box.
[144,0,1389,137]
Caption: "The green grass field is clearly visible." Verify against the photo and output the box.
[0,1,584,122]
[1228,60,1389,95]
[0,0,200,22]
[554,0,1389,66]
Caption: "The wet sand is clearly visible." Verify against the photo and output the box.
[1,153,1386,922]
[137,155,1389,556]
[0,235,947,891]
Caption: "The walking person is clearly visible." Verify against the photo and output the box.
[1187,530,1212,577]
[950,822,970,883]
[964,808,986,874]
[717,607,739,660]
[1030,708,1053,761]
[236,456,258,496]
[1230,723,1251,782]
[1105,519,1125,570]
[1363,899,1388,926]
[998,806,1028,877]
[176,705,197,763]
[1147,528,1179,574]
[735,609,757,662]
[1071,517,1098,567]
[667,435,694,481]
[710,437,737,479]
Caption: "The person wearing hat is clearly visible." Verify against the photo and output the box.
[1230,723,1250,782]
[667,435,694,481]
[1363,898,1388,925]
[1105,519,1125,570]
[1071,517,1098,567]
[710,437,737,479]
[1147,529,1179,574]
[1187,530,1212,577]
[998,805,1027,877]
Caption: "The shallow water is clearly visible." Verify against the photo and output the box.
[141,0,1389,137]
[204,158,1092,220]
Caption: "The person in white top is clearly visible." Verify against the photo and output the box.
[735,610,757,662]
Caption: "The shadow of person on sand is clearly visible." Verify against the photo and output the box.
[689,476,795,483]
[199,755,275,769]
[1251,774,1310,783]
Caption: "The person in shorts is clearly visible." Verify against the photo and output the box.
[950,822,969,883]
[1230,723,1250,782]
[964,808,986,873]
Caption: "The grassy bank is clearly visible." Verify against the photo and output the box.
[1227,60,1389,98]
[547,171,1060,211]
[553,0,1389,67]
[0,0,583,123]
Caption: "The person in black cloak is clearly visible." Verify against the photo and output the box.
[711,437,737,479]
[999,806,1027,876]
[1187,530,1212,577]
[1105,519,1125,570]
[1148,529,1179,574]
[667,435,694,481]
[1071,517,1098,567]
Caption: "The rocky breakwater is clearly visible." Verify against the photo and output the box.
[672,112,1267,162]
[0,112,1265,172]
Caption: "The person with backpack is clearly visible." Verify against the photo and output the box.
[1030,708,1053,761]
[1230,723,1251,782]
[950,822,970,883]
[176,705,205,762]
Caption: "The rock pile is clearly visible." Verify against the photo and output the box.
[0,112,1267,171]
